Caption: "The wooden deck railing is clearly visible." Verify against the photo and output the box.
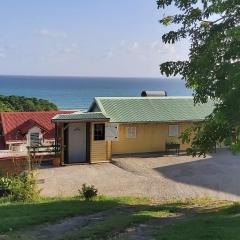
[27,144,61,155]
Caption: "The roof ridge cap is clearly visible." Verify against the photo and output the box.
[96,96,194,99]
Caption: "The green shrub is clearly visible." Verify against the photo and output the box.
[11,171,41,202]
[79,184,98,201]
[0,177,13,197]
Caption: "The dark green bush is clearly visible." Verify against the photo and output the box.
[79,184,98,201]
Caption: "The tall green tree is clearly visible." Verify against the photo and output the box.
[157,0,240,156]
[0,95,58,112]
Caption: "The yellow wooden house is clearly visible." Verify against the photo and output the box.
[52,96,214,164]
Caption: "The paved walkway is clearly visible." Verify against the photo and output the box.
[38,149,240,201]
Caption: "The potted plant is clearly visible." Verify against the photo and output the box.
[52,151,61,167]
[52,157,60,167]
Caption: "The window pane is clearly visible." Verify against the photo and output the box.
[30,133,40,146]
[126,127,136,138]
[94,124,105,141]
[169,125,179,137]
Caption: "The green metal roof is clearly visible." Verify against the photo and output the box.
[89,97,215,123]
[52,112,109,122]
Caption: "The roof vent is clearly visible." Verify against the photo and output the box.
[141,90,167,97]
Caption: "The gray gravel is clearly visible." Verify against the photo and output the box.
[38,149,240,201]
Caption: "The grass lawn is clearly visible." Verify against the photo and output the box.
[155,202,240,240]
[56,199,240,240]
[1,196,240,240]
[0,196,150,234]
[59,204,179,240]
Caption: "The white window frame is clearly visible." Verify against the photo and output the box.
[105,123,119,141]
[168,124,179,137]
[126,127,137,139]
[26,127,43,146]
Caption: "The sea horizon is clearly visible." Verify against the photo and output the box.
[0,75,192,110]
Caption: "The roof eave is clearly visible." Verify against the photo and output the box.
[109,119,204,124]
[52,118,110,123]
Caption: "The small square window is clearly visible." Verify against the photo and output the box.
[169,125,179,137]
[126,127,136,138]
[94,124,105,141]
[30,132,40,146]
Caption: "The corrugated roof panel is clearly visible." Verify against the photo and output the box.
[94,97,215,123]
[52,112,108,121]
[1,111,74,142]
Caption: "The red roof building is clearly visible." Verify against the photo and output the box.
[0,111,74,150]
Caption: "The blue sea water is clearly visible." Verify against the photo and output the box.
[0,75,192,110]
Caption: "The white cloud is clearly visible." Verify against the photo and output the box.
[37,42,80,66]
[0,46,7,59]
[129,41,139,51]
[125,40,187,61]
[35,29,68,38]
[5,36,189,77]
[0,52,6,58]
[106,50,113,58]
[149,41,158,49]
[55,43,78,55]
[87,39,189,77]
[120,40,126,46]
[70,43,78,48]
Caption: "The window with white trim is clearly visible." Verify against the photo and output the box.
[26,127,42,147]
[169,125,179,137]
[126,127,136,138]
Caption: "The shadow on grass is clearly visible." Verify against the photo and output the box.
[57,202,185,240]
[0,195,186,239]
[61,201,240,240]
[155,202,240,240]
[3,197,238,240]
[0,196,135,234]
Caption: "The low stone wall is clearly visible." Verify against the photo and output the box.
[0,157,29,176]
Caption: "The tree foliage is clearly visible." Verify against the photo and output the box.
[157,0,240,155]
[0,95,58,112]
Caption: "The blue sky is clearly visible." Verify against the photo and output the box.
[0,1,189,77]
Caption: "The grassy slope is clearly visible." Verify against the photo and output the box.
[1,197,240,240]
[60,205,178,240]
[156,202,240,240]
[0,196,149,234]
[57,199,240,240]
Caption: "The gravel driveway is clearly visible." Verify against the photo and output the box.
[38,149,240,201]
